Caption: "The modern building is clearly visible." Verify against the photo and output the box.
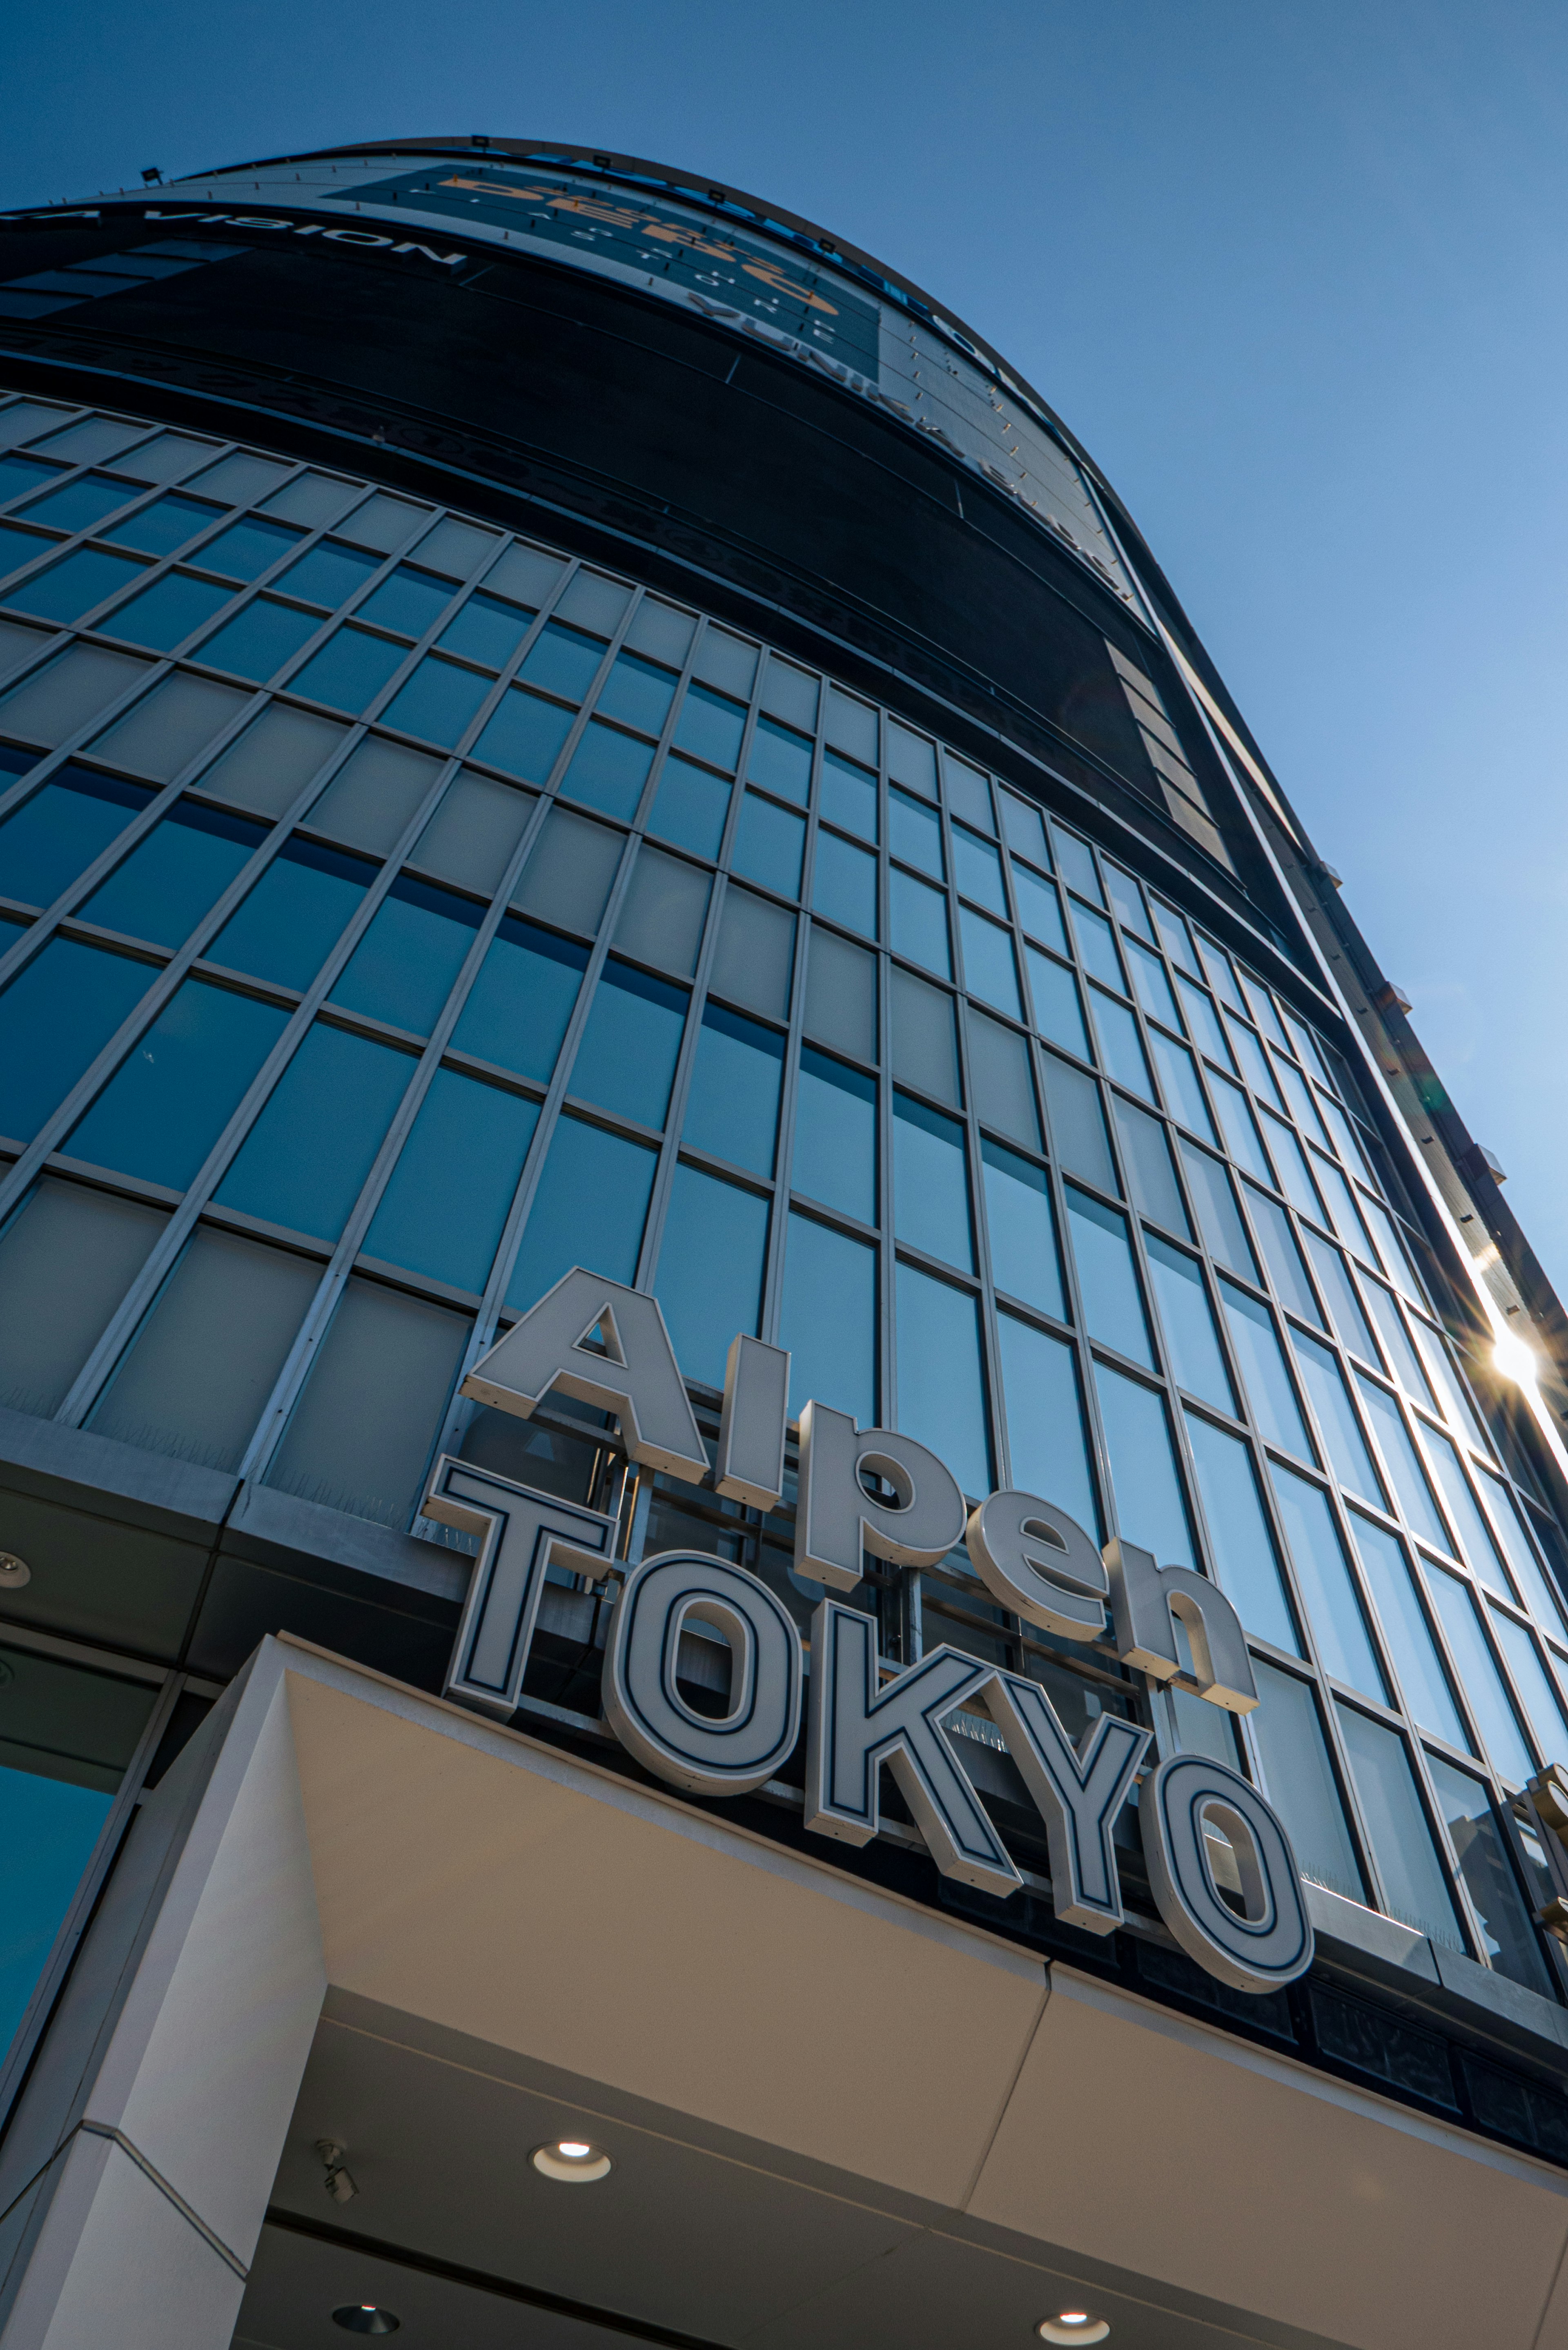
[1,136,1568,2350]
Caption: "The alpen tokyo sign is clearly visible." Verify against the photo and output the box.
[424,1268,1314,1998]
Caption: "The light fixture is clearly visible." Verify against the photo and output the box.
[0,1553,31,1589]
[1493,1330,1539,1387]
[332,2307,399,2336]
[531,2137,612,2183]
[1038,2313,1109,2346]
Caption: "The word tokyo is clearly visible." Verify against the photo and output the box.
[423,1268,1314,1997]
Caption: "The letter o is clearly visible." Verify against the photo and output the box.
[1141,1754,1313,1995]
[322,229,394,246]
[603,1553,802,1797]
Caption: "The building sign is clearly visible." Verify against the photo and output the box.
[347,162,882,376]
[426,1268,1314,1998]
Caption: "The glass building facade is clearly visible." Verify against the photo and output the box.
[2,140,1568,2350]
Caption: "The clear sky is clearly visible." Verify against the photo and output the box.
[5,1,1567,1284]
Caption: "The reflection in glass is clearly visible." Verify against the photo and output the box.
[1145,1235,1232,1411]
[1183,1413,1298,1652]
[1336,1705,1463,1946]
[682,1004,782,1177]
[1220,1282,1312,1459]
[781,1213,875,1423]
[1179,1144,1257,1281]
[1089,990,1153,1100]
[893,1093,973,1272]
[211,836,375,991]
[1421,1563,1535,1786]
[1027,951,1089,1058]
[1350,1515,1470,1750]
[793,1050,875,1225]
[1066,1188,1150,1366]
[1356,1375,1451,1552]
[81,801,265,950]
[981,1140,1062,1319]
[1269,1463,1387,1699]
[216,1025,412,1241]
[1094,1363,1193,1569]
[998,1315,1098,1533]
[67,980,286,1192]
[1243,1183,1322,1325]
[451,916,587,1083]
[569,960,688,1131]
[1290,1330,1385,1506]
[364,1069,536,1292]
[895,1263,990,1499]
[507,1115,656,1310]
[332,874,481,1036]
[1249,1658,1365,1902]
[1425,1755,1552,1994]
[656,1165,768,1387]
[1488,1609,1568,1768]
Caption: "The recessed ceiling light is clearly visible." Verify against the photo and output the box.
[1038,2314,1109,2346]
[531,2138,612,2183]
[332,2307,400,2336]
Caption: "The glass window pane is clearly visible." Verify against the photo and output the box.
[267,1276,469,1529]
[951,826,1005,913]
[1356,1375,1452,1552]
[1291,1330,1386,1506]
[1208,1072,1270,1181]
[1000,791,1049,867]
[517,619,604,702]
[1425,1754,1552,1994]
[1250,1658,1365,1901]
[982,1139,1063,1319]
[944,756,993,833]
[1477,1470,1568,1635]
[332,873,481,1036]
[506,1115,657,1311]
[1095,1363,1194,1568]
[1026,950,1089,1058]
[1051,825,1101,902]
[1126,937,1180,1029]
[890,869,951,978]
[889,787,942,876]
[1224,1013,1285,1112]
[748,715,813,806]
[103,492,225,559]
[1152,899,1197,975]
[649,754,731,860]
[196,514,303,579]
[354,563,453,636]
[1040,1052,1113,1191]
[1090,989,1153,1100]
[1147,1030,1217,1143]
[1489,1609,1568,1765]
[1013,866,1067,955]
[1411,1320,1495,1456]
[1312,1154,1374,1256]
[1421,1563,1535,1785]
[681,1003,782,1176]
[200,598,324,684]
[1146,1235,1232,1410]
[821,751,878,843]
[675,681,747,772]
[450,915,586,1082]
[379,655,492,749]
[0,1177,166,1418]
[1336,1706,1463,1945]
[5,546,144,624]
[559,720,654,822]
[569,959,688,1131]
[1066,1187,1151,1366]
[1113,1098,1189,1236]
[0,767,156,909]
[1273,1050,1332,1148]
[209,836,374,990]
[894,1092,973,1272]
[1421,1425,1511,1594]
[279,539,380,610]
[1179,1143,1257,1281]
[364,1069,537,1293]
[1301,1227,1377,1359]
[1243,1183,1323,1325]
[793,1049,875,1225]
[1351,1514,1470,1748]
[290,623,408,712]
[0,938,157,1144]
[1103,863,1153,943]
[102,570,234,653]
[959,908,1021,1018]
[216,1025,413,1241]
[67,980,287,1189]
[733,792,806,898]
[1219,1281,1313,1458]
[80,801,264,949]
[594,650,676,737]
[811,830,877,938]
[1175,976,1231,1066]
[471,686,575,785]
[436,590,535,672]
[1185,1413,1298,1650]
[1359,1278,1436,1407]
[895,1263,990,1499]
[781,1214,875,1423]
[1270,1463,1387,1698]
[999,1315,1098,1532]
[655,1164,768,1388]
[1070,901,1124,991]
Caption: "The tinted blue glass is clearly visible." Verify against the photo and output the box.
[1291,1330,1385,1505]
[364,1069,537,1291]
[199,597,321,683]
[1489,1609,1568,1764]
[192,515,303,579]
[0,454,59,502]
[0,938,154,1142]
[569,959,687,1129]
[998,1315,1097,1530]
[648,754,731,859]
[0,1766,111,2061]
[982,1140,1062,1318]
[748,715,813,805]
[1421,1564,1535,1784]
[451,915,586,1080]
[559,721,653,820]
[1185,1412,1299,1649]
[889,786,942,877]
[332,874,481,1035]
[1422,1427,1511,1593]
[656,1165,769,1385]
[102,570,233,652]
[277,540,379,609]
[1266,1118,1327,1225]
[1095,1364,1194,1569]
[379,655,492,748]
[821,751,877,842]
[1220,1280,1313,1458]
[1089,989,1152,1098]
[1274,1050,1331,1147]
[893,1092,973,1271]
[1040,1051,1114,1192]
[216,1025,413,1239]
[103,493,225,559]
[889,869,949,976]
[1270,1464,1387,1698]
[1175,977,1231,1065]
[356,565,453,637]
[437,591,533,670]
[507,1115,656,1310]
[1145,1234,1232,1410]
[5,546,143,623]
[675,682,746,772]
[289,624,407,712]
[1125,938,1181,1031]
[1148,1031,1216,1142]
[960,908,1021,1017]
[1356,1374,1451,1550]
[0,523,53,584]
[1027,950,1089,1058]
[1250,1661,1363,1900]
[20,474,136,533]
[682,1003,782,1175]
[0,769,154,907]
[1103,863,1153,943]
[896,1264,991,1499]
[81,802,265,949]
[951,827,1006,914]
[1245,1184,1324,1324]
[1180,1143,1258,1281]
[68,980,287,1188]
[518,621,605,703]
[1225,1014,1285,1110]
[596,651,677,737]
[209,837,374,989]
[781,1213,875,1422]
[1351,1515,1469,1746]
[472,686,574,783]
[1066,1187,1150,1366]
[794,1049,875,1223]
[1071,902,1124,991]
[1208,1073,1269,1178]
[733,793,805,897]
[811,830,876,937]
[1014,866,1067,954]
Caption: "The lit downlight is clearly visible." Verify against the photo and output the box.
[332,2307,400,2335]
[531,2137,613,2183]
[1038,2314,1109,2346]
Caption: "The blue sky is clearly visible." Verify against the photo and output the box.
[5,2,1568,1283]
